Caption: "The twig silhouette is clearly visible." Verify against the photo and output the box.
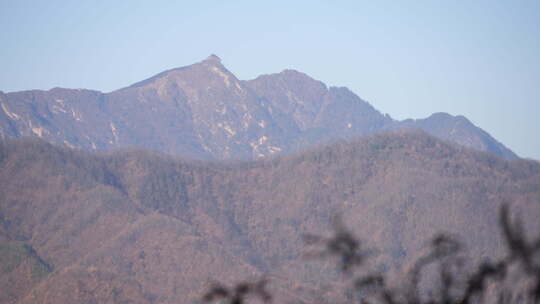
[202,279,271,304]
[201,204,540,304]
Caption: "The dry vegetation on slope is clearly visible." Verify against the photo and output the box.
[0,130,538,303]
[205,205,540,304]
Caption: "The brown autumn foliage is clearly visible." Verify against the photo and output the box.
[0,130,539,303]
[204,205,540,303]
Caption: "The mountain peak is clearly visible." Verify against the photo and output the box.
[2,56,518,160]
[279,69,311,78]
[204,54,222,64]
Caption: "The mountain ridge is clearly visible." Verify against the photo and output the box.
[0,55,517,159]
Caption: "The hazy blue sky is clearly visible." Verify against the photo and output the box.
[1,1,539,159]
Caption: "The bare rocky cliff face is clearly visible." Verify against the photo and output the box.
[0,55,517,159]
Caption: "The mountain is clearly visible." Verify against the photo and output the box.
[394,112,517,160]
[0,132,538,304]
[0,55,517,160]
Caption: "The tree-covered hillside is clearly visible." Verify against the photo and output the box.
[0,131,538,303]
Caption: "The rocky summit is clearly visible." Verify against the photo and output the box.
[0,55,516,160]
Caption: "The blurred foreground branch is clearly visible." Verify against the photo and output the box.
[202,205,540,304]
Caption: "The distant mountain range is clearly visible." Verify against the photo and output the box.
[0,55,517,159]
[0,55,532,303]
[0,133,537,304]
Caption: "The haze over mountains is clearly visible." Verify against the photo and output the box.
[0,55,516,160]
[0,133,538,304]
[0,55,536,303]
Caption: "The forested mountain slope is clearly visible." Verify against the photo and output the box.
[0,131,537,303]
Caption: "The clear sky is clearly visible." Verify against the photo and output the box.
[1,1,539,159]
